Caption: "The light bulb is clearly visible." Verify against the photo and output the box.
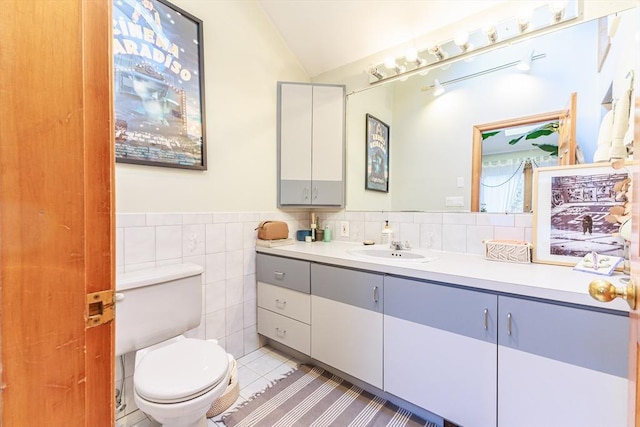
[517,8,532,33]
[384,56,397,70]
[484,23,498,44]
[428,44,447,61]
[405,47,418,62]
[454,31,469,51]
[549,1,567,22]
[405,47,426,68]
[368,66,385,80]
[433,79,445,96]
[517,51,533,71]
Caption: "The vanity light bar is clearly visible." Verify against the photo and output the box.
[368,0,576,84]
[419,53,546,93]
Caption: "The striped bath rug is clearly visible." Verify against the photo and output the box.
[222,365,437,427]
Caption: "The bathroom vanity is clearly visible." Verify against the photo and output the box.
[256,241,629,427]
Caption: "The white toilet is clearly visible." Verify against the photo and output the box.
[116,263,231,427]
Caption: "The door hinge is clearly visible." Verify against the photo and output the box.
[86,290,115,328]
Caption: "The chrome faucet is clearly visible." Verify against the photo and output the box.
[390,240,411,250]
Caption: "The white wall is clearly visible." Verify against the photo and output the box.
[116,0,308,213]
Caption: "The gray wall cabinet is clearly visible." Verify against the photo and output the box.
[277,82,345,207]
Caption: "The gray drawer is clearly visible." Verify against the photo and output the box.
[385,276,497,344]
[256,254,310,293]
[311,264,383,313]
[499,295,628,378]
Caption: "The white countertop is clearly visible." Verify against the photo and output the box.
[256,241,630,313]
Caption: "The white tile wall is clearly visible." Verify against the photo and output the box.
[114,209,533,420]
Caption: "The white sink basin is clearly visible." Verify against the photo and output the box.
[347,246,436,262]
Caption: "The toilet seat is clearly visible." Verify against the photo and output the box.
[134,338,229,404]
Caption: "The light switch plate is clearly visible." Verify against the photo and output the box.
[340,221,349,237]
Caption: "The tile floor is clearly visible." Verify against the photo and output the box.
[115,345,300,427]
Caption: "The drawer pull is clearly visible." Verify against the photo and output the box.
[507,313,512,336]
[483,308,489,330]
[373,286,379,303]
[276,327,287,337]
[275,299,287,309]
[274,271,285,280]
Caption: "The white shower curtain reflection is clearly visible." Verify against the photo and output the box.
[480,155,556,213]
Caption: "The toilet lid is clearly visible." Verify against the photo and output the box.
[134,339,229,404]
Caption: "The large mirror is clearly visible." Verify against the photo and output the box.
[345,8,637,213]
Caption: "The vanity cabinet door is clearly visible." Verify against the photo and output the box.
[497,296,628,427]
[311,264,383,388]
[384,276,498,427]
[278,82,345,207]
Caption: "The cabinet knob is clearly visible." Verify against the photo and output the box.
[589,279,636,309]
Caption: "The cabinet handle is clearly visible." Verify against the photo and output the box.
[507,312,512,336]
[275,327,286,337]
[303,187,310,200]
[373,286,379,303]
[483,308,489,330]
[313,186,318,200]
[274,271,285,280]
[275,299,287,309]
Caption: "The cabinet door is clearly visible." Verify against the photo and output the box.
[310,85,344,206]
[498,296,628,427]
[384,277,497,427]
[279,82,312,205]
[311,264,383,388]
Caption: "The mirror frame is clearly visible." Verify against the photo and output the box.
[471,93,577,212]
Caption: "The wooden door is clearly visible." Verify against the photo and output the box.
[631,92,640,426]
[0,0,114,425]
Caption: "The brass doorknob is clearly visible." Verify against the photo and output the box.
[588,279,636,309]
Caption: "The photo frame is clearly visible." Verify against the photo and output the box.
[532,163,630,266]
[365,114,389,192]
[113,0,207,170]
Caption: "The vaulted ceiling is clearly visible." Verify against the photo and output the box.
[256,0,512,77]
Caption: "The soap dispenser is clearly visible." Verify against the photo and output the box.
[381,220,393,245]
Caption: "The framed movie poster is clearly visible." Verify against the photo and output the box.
[532,163,630,266]
[365,114,389,192]
[113,0,207,170]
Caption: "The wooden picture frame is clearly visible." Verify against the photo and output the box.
[113,0,207,170]
[532,163,629,266]
[365,114,389,192]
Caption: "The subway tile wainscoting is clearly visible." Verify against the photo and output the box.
[114,210,532,421]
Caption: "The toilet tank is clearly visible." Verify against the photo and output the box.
[115,263,203,356]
